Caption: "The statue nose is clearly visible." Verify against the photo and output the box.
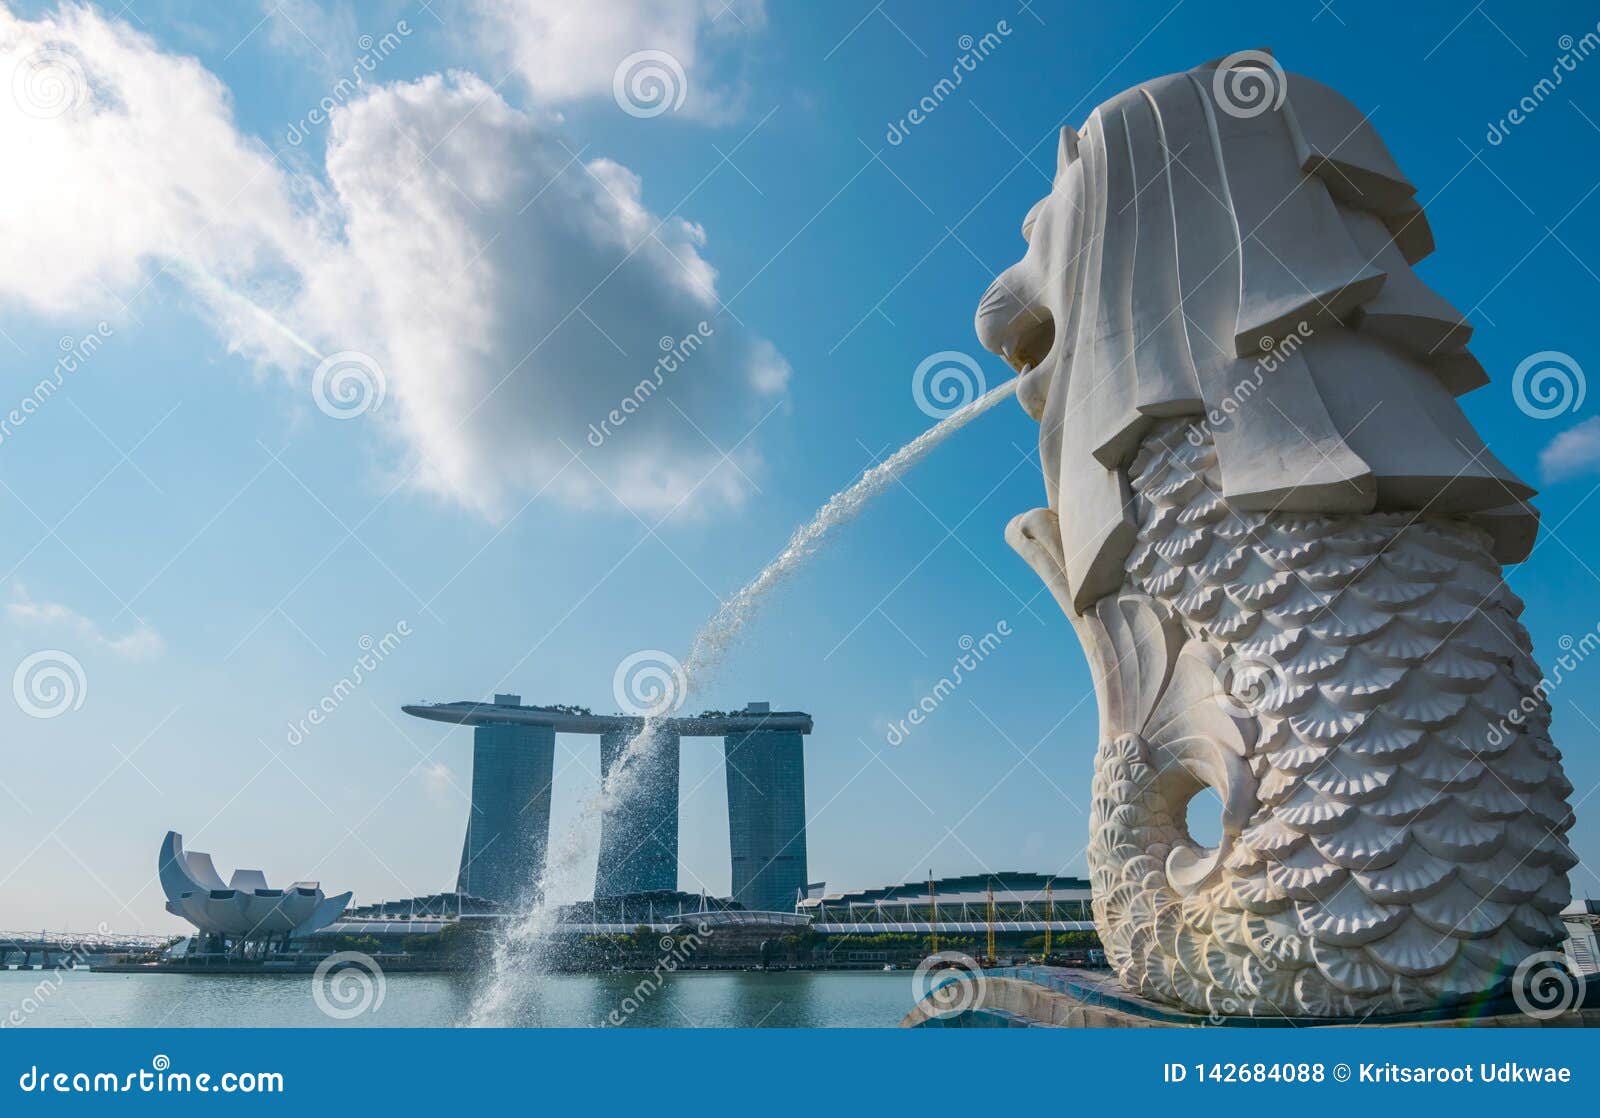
[974,274,1031,363]
[976,271,1055,378]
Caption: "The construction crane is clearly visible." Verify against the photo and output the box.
[1044,880,1053,959]
[985,882,996,965]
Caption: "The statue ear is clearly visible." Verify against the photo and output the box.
[1054,125,1080,186]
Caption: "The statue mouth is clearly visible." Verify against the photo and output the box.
[996,309,1056,422]
[972,195,1061,423]
[999,306,1055,373]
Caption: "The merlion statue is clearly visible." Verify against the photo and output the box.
[979,50,1576,1018]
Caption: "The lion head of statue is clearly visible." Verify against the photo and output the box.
[975,50,1536,613]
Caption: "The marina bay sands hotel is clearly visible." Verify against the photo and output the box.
[402,696,811,913]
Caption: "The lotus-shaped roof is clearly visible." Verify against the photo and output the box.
[158,831,350,938]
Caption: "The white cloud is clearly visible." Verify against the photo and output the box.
[0,5,324,320]
[0,4,788,518]
[410,759,456,800]
[5,586,163,660]
[469,0,765,120]
[306,75,777,515]
[261,0,359,71]
[747,336,792,394]
[1540,416,1600,483]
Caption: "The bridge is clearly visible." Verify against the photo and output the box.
[1,929,175,969]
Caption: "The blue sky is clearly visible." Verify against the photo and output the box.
[3,0,1600,934]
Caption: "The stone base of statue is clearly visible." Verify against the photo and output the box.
[900,968,1600,1029]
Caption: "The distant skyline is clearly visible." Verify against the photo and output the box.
[2,0,1600,934]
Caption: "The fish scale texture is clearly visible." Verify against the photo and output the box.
[1088,420,1578,1017]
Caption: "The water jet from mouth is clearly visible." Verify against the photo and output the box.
[467,376,1017,1025]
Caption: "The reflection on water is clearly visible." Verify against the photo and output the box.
[0,969,912,1028]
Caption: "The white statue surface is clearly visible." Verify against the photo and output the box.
[980,50,1576,1018]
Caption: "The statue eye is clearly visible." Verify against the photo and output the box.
[1020,197,1048,242]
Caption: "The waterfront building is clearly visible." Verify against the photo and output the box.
[455,695,555,907]
[312,872,1102,971]
[799,872,1095,933]
[157,831,349,952]
[724,703,809,913]
[314,888,742,940]
[405,696,812,910]
[1564,899,1600,975]
[595,726,680,896]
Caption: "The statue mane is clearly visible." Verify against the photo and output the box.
[987,54,1577,1021]
[977,51,1537,614]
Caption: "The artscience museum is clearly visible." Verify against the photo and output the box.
[158,831,350,953]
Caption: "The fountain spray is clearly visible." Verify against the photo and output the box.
[468,377,1018,1024]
